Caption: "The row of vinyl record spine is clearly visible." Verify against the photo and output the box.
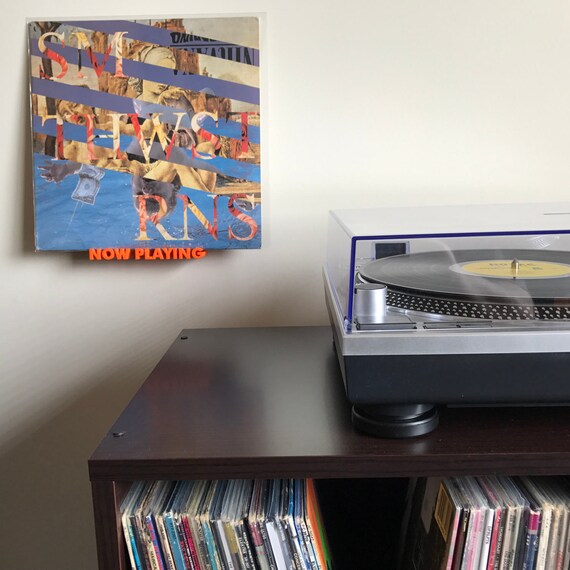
[403,475,570,570]
[119,478,333,570]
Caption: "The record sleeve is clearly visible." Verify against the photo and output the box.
[134,481,160,570]
[476,477,506,570]
[453,478,481,570]
[279,479,299,570]
[121,481,148,570]
[518,477,555,570]
[283,479,308,570]
[165,480,195,570]
[211,479,233,570]
[220,479,243,570]
[179,483,201,570]
[154,481,178,570]
[521,502,541,570]
[448,479,470,570]
[265,480,290,570]
[247,480,276,570]
[442,481,466,570]
[464,478,493,570]
[200,481,222,570]
[130,481,152,569]
[133,481,159,570]
[209,480,230,570]
[188,480,212,570]
[536,479,568,570]
[144,480,173,570]
[493,477,528,570]
[404,477,463,570]
[305,480,333,570]
[233,480,257,570]
[294,480,319,570]
[501,478,530,570]
[491,478,517,570]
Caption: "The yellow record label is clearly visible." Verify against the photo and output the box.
[456,259,570,279]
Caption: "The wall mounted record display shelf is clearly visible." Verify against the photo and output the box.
[89,326,570,570]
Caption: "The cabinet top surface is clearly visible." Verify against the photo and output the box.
[89,326,570,480]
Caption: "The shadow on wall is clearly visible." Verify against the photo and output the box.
[0,363,144,570]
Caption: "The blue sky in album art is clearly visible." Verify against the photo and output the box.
[33,154,261,251]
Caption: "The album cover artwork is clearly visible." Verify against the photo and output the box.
[28,17,261,251]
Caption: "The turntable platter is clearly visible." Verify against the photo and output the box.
[359,249,570,320]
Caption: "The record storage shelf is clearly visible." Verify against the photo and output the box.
[89,326,570,570]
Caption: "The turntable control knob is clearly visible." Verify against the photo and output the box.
[354,282,387,321]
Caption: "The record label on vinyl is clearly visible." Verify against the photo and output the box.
[450,260,570,279]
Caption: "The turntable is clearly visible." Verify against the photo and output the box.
[323,202,570,437]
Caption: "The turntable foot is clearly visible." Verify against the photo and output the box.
[352,404,439,438]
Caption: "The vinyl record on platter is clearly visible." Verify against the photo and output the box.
[359,249,570,311]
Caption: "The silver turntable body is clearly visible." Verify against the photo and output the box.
[323,202,570,437]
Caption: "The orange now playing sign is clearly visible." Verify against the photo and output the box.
[89,247,207,261]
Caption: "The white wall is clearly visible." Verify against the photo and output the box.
[3,1,570,568]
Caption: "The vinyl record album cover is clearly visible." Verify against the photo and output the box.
[28,17,261,251]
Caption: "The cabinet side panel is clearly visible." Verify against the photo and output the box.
[91,480,129,570]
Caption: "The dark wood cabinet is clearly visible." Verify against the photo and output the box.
[89,327,570,570]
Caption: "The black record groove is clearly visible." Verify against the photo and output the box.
[359,249,570,320]
[385,290,570,320]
